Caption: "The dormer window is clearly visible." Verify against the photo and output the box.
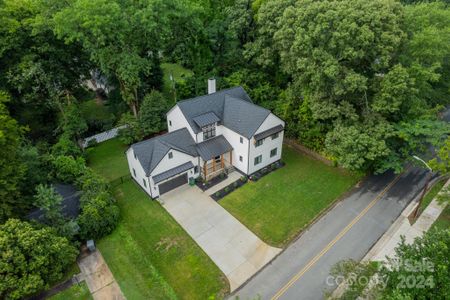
[168,152,173,159]
[202,124,216,140]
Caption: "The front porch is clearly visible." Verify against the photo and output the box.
[201,151,233,181]
[196,135,234,181]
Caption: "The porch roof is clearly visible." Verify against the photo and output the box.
[196,135,233,161]
[254,124,284,141]
[192,111,220,128]
[152,161,194,184]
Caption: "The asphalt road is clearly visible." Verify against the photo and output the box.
[232,166,430,300]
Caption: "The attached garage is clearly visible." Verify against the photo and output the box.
[158,173,188,195]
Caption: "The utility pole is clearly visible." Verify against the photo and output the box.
[412,155,433,219]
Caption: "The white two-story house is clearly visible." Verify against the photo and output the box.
[126,80,285,198]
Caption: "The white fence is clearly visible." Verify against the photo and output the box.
[82,125,127,148]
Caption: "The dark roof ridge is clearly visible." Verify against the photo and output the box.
[175,86,251,105]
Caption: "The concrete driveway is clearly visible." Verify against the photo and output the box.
[160,184,281,291]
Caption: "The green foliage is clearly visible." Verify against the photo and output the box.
[77,191,119,241]
[0,219,78,300]
[61,101,88,139]
[51,155,86,183]
[18,143,49,200]
[117,112,144,145]
[139,91,169,135]
[332,228,450,299]
[0,92,26,222]
[52,133,83,157]
[429,136,450,175]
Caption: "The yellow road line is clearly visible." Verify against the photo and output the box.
[271,172,404,300]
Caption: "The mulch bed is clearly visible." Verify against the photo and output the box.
[248,160,285,182]
[211,176,248,201]
[196,173,228,191]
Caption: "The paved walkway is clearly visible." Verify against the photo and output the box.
[364,178,449,262]
[160,184,281,291]
[206,171,242,195]
[78,250,125,300]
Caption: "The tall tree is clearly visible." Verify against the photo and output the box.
[0,92,26,222]
[53,0,193,117]
[0,0,91,140]
[0,219,78,299]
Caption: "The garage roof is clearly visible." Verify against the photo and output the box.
[152,161,194,184]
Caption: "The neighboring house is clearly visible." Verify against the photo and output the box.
[28,184,81,221]
[126,80,285,198]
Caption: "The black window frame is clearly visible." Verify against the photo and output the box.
[194,166,199,174]
[254,155,262,165]
[240,137,243,144]
[202,124,216,140]
[271,132,279,140]
[255,139,264,147]
[270,148,277,157]
[239,155,243,162]
[169,120,172,126]
[143,178,147,187]
[168,152,173,159]
[132,168,136,177]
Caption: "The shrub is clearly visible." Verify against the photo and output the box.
[215,192,220,197]
[240,176,247,182]
[51,133,82,157]
[51,155,86,183]
[77,191,119,241]
[117,112,144,144]
[86,139,98,148]
[224,186,230,193]
[233,181,239,188]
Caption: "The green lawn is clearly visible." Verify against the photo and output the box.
[49,282,92,300]
[86,139,129,182]
[433,204,450,230]
[417,179,446,217]
[220,146,362,247]
[87,141,228,299]
[161,63,193,102]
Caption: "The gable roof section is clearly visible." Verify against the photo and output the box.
[222,96,271,139]
[192,112,220,128]
[176,86,252,134]
[131,128,197,176]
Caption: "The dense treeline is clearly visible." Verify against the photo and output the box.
[0,0,449,298]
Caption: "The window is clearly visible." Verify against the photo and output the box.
[270,148,277,157]
[214,155,221,164]
[202,124,216,140]
[255,139,263,147]
[239,155,243,162]
[132,168,136,177]
[254,155,262,165]
[143,179,147,187]
[168,152,173,159]
[169,120,172,126]
[134,152,137,159]
[194,166,199,174]
[271,132,279,140]
[240,137,243,144]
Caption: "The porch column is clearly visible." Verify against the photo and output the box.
[203,161,207,178]
[212,157,216,172]
[229,151,232,165]
[221,154,224,168]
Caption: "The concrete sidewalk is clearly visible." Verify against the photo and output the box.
[364,178,449,262]
[78,249,125,300]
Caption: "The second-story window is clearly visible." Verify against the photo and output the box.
[203,124,216,140]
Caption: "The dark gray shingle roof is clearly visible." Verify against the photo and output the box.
[254,124,284,141]
[152,161,194,184]
[196,135,233,161]
[192,112,220,128]
[176,86,268,138]
[222,96,270,139]
[131,128,197,176]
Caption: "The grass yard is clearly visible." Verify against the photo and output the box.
[86,139,129,182]
[49,282,92,300]
[417,179,446,217]
[161,63,193,101]
[220,146,362,247]
[433,204,450,230]
[97,181,228,299]
[87,140,228,299]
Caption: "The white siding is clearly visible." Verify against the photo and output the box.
[166,105,196,140]
[222,127,249,174]
[149,149,199,198]
[248,113,285,174]
[126,148,152,196]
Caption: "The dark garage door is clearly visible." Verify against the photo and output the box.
[158,173,188,195]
